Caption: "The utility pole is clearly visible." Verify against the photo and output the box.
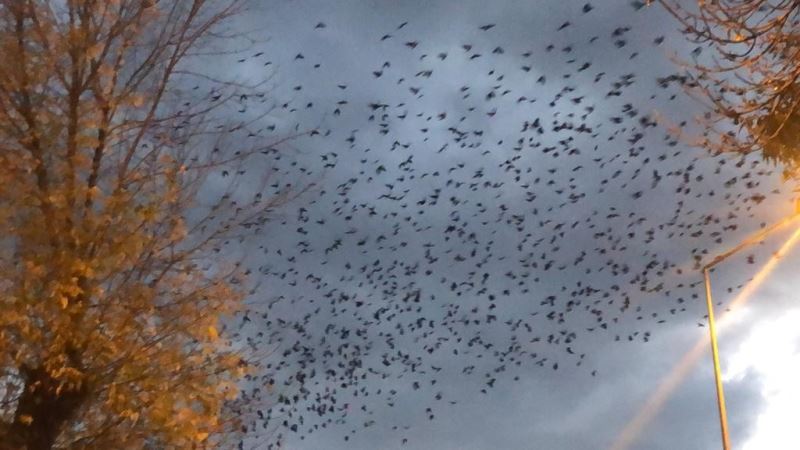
[701,267,731,450]
[700,200,800,450]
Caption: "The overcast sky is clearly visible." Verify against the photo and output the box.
[207,1,800,449]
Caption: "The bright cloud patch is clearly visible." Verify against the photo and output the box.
[725,309,800,450]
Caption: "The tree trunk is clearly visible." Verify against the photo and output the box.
[2,364,88,450]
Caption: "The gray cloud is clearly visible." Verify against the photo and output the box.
[208,1,798,448]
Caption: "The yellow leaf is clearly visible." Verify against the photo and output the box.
[130,94,145,107]
[88,185,102,198]
[196,431,209,442]
[59,296,68,309]
[207,325,218,340]
[87,42,104,60]
[122,409,140,422]
[19,414,33,425]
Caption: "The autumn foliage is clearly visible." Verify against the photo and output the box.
[0,1,284,448]
[662,0,800,173]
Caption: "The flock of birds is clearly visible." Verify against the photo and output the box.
[187,2,790,448]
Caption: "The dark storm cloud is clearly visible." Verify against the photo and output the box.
[208,1,796,448]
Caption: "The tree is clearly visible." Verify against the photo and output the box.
[0,1,295,448]
[661,0,800,173]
